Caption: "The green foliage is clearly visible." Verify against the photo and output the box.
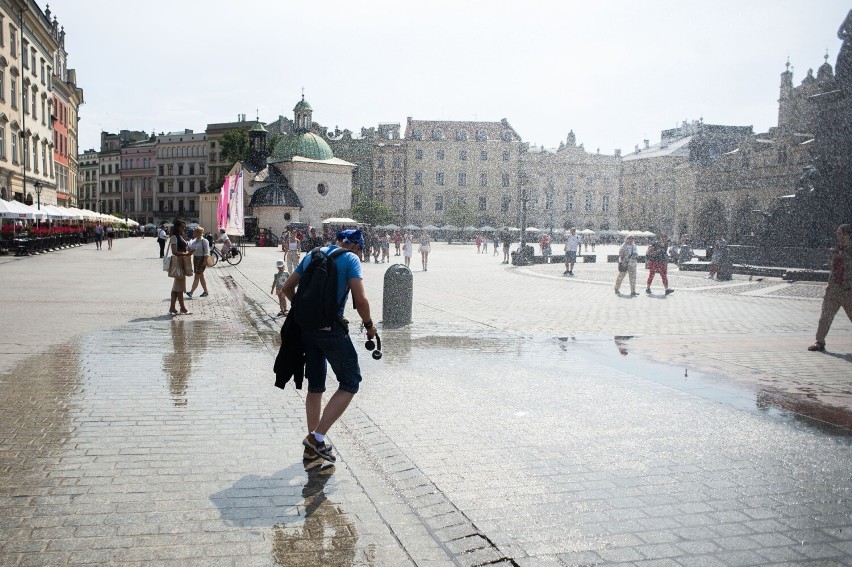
[696,197,728,244]
[730,195,758,243]
[352,199,393,226]
[220,129,250,164]
[446,202,476,228]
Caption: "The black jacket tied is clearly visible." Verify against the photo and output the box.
[273,311,305,389]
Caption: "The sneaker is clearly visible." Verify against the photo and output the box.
[665,288,675,295]
[631,291,639,296]
[614,289,620,295]
[185,291,193,299]
[303,434,336,463]
[303,449,320,461]
[563,270,569,275]
[705,274,713,279]
[645,289,652,295]
[199,292,208,297]
[807,342,826,352]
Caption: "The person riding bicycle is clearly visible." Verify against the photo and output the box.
[217,228,233,259]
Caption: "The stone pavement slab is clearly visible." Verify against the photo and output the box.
[1,239,851,566]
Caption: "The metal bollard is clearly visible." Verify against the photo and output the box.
[383,264,413,327]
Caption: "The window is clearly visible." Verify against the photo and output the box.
[0,70,4,101]
[413,129,422,141]
[436,172,444,186]
[459,150,467,160]
[392,173,401,188]
[10,77,15,109]
[435,195,443,211]
[0,127,5,160]
[189,180,195,192]
[584,193,593,212]
[501,173,510,187]
[545,192,553,211]
[457,196,466,207]
[178,181,184,193]
[22,84,27,113]
[159,182,165,193]
[436,150,444,160]
[158,165,164,176]
[178,164,184,175]
[480,150,487,161]
[317,183,328,195]
[393,156,401,168]
[602,195,610,213]
[479,196,487,211]
[377,157,385,169]
[502,150,510,161]
[480,173,487,187]
[414,172,423,185]
[189,164,195,175]
[566,174,574,188]
[199,163,205,175]
[41,144,46,173]
[31,92,36,119]
[21,40,28,68]
[586,176,594,185]
[456,130,468,141]
[458,172,467,186]
[10,133,17,163]
[40,59,45,84]
[414,194,422,210]
[501,195,511,213]
[376,173,385,188]
[167,164,173,175]
[10,26,16,57]
[415,148,423,160]
[476,129,488,141]
[432,128,443,140]
[566,193,574,211]
[501,131,512,141]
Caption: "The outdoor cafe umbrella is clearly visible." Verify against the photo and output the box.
[463,226,478,232]
[525,226,540,232]
[402,224,420,230]
[441,224,458,231]
[507,227,520,232]
[479,225,496,231]
[385,223,400,230]
[423,224,440,231]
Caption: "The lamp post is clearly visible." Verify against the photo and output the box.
[33,180,42,210]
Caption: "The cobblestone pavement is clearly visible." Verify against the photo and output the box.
[0,239,850,566]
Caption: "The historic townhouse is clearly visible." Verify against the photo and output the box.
[51,12,82,207]
[155,130,206,223]
[120,137,156,225]
[521,131,620,234]
[371,123,404,218]
[206,114,250,194]
[403,118,523,227]
[77,147,97,211]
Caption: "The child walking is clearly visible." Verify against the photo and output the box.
[271,260,290,316]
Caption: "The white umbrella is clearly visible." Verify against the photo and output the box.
[323,217,357,225]
[525,226,540,232]
[0,199,32,219]
[385,223,400,230]
[580,228,596,235]
[423,224,440,231]
[402,224,420,230]
[5,199,45,219]
[507,227,520,232]
[441,224,459,231]
[463,226,478,232]
[42,204,70,220]
[479,225,497,231]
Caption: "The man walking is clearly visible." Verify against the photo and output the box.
[563,227,580,275]
[809,224,852,352]
[281,229,377,463]
[157,224,168,258]
[646,233,674,295]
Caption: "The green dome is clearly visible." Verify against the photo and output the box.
[294,98,313,112]
[272,132,334,161]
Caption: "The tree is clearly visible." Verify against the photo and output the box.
[220,129,250,164]
[352,199,393,226]
[730,195,758,243]
[446,202,476,228]
[695,197,728,246]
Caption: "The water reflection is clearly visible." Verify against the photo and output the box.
[271,460,368,566]
[162,318,210,406]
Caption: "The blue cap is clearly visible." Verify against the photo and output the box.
[336,229,364,250]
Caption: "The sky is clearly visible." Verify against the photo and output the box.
[51,0,849,155]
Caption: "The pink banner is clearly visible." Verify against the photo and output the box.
[217,176,231,231]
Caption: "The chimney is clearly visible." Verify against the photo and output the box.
[644,139,650,149]
[614,148,621,157]
[635,144,640,153]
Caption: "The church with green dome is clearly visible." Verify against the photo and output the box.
[227,95,355,235]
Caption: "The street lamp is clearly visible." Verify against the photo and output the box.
[33,180,42,210]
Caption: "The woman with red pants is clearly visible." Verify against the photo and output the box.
[645,233,674,296]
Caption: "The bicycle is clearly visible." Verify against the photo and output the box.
[210,245,242,266]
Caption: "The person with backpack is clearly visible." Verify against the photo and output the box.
[279,229,377,463]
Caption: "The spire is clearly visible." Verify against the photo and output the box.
[818,49,835,83]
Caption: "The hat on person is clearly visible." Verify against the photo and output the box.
[336,229,364,250]
[276,259,285,268]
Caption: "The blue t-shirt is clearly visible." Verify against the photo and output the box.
[294,245,362,316]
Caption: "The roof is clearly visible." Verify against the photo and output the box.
[404,118,521,141]
[294,97,313,112]
[621,135,693,161]
[248,172,303,208]
[271,132,334,161]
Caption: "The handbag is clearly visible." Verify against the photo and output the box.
[167,256,183,278]
[618,261,628,273]
[205,255,215,267]
[182,255,194,277]
[162,242,172,272]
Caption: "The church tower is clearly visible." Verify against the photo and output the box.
[293,94,313,134]
[248,118,268,170]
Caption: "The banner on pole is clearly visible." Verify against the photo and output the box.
[217,175,231,232]
[226,171,245,236]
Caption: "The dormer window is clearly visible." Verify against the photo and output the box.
[413,129,422,141]
[501,131,512,142]
[476,129,488,141]
[456,130,468,141]
[432,128,443,140]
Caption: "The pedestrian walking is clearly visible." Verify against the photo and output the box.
[706,237,727,280]
[93,222,104,250]
[501,230,511,264]
[279,229,377,463]
[157,224,168,258]
[481,236,488,254]
[403,233,413,267]
[419,230,431,271]
[187,227,210,299]
[614,235,639,296]
[271,259,289,316]
[563,228,580,275]
[645,233,674,295]
[393,230,402,256]
[283,229,301,273]
[809,224,852,352]
[539,233,552,263]
[106,225,114,250]
[380,232,390,263]
[475,235,483,254]
[493,234,500,256]
[167,219,193,316]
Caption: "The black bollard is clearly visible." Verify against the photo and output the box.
[383,264,413,327]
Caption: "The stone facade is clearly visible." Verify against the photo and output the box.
[154,130,207,224]
[120,138,156,225]
[77,148,97,212]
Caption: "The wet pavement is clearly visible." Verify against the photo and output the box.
[0,240,850,566]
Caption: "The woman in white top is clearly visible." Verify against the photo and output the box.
[187,227,210,298]
[283,229,301,273]
[614,235,639,296]
[402,233,413,268]
[419,230,431,271]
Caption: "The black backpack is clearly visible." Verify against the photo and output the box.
[292,247,350,329]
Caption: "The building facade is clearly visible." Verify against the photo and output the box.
[77,147,96,211]
[521,131,621,234]
[403,118,524,227]
[155,129,206,223]
[51,12,82,207]
[120,137,155,225]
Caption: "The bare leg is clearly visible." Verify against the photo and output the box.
[306,390,354,435]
